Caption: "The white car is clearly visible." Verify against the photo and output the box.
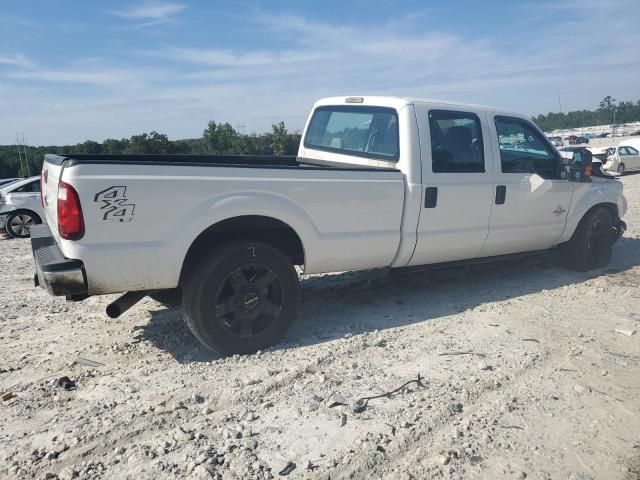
[32,96,627,355]
[0,178,21,188]
[599,143,640,174]
[0,176,45,238]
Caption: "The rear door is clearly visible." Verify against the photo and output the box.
[408,106,494,265]
[480,114,574,257]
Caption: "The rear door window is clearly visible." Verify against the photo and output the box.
[304,106,399,161]
[428,110,485,173]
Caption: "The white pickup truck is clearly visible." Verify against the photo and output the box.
[32,96,627,355]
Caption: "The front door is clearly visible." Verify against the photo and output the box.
[408,107,494,266]
[480,115,574,257]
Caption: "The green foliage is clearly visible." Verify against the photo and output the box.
[533,96,640,131]
[203,121,240,153]
[269,121,289,156]
[0,121,302,178]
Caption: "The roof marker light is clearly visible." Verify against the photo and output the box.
[345,97,364,104]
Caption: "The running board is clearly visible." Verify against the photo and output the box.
[391,249,550,276]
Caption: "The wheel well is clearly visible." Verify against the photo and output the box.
[584,202,619,221]
[7,209,42,223]
[180,215,304,283]
[562,202,619,246]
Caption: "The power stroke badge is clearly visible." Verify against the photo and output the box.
[94,186,136,222]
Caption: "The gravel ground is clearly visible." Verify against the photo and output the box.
[1,175,640,480]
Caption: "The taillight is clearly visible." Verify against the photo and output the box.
[58,181,84,240]
[40,169,45,207]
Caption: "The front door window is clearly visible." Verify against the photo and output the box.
[494,116,558,178]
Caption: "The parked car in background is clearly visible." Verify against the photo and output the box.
[612,125,624,137]
[0,178,21,188]
[547,136,563,147]
[597,144,640,175]
[596,133,610,138]
[0,176,44,238]
[576,136,589,144]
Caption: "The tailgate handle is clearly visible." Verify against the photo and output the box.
[424,187,438,208]
[495,185,507,205]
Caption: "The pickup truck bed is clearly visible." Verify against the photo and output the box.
[39,152,406,297]
[45,153,400,171]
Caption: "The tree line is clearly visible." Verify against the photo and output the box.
[532,96,640,132]
[4,96,640,178]
[0,121,301,178]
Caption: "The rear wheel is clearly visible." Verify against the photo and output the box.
[617,163,625,174]
[182,241,299,355]
[5,211,41,239]
[565,207,616,271]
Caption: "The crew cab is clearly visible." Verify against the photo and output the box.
[32,96,627,355]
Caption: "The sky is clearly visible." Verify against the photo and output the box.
[1,0,639,145]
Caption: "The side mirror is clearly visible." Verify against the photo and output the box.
[569,150,592,182]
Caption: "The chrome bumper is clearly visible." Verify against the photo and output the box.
[31,224,88,297]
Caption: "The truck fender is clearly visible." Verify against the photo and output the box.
[165,191,320,280]
[559,187,619,243]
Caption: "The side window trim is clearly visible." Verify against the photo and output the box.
[428,109,486,173]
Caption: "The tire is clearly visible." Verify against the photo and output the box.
[564,208,616,271]
[149,289,182,308]
[617,163,625,175]
[182,241,300,355]
[5,210,41,239]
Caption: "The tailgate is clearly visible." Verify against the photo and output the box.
[41,154,66,234]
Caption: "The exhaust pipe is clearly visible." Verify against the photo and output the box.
[106,291,149,318]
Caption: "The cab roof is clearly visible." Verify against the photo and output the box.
[314,95,522,117]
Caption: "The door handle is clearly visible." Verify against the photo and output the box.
[495,185,506,205]
[424,187,438,208]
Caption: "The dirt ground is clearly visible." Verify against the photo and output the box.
[1,175,639,480]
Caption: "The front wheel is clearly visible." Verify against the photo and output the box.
[617,163,625,175]
[182,241,299,355]
[5,211,41,239]
[564,208,616,271]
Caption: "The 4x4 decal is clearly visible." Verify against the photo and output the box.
[94,186,136,222]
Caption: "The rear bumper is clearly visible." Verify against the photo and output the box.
[31,224,88,297]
